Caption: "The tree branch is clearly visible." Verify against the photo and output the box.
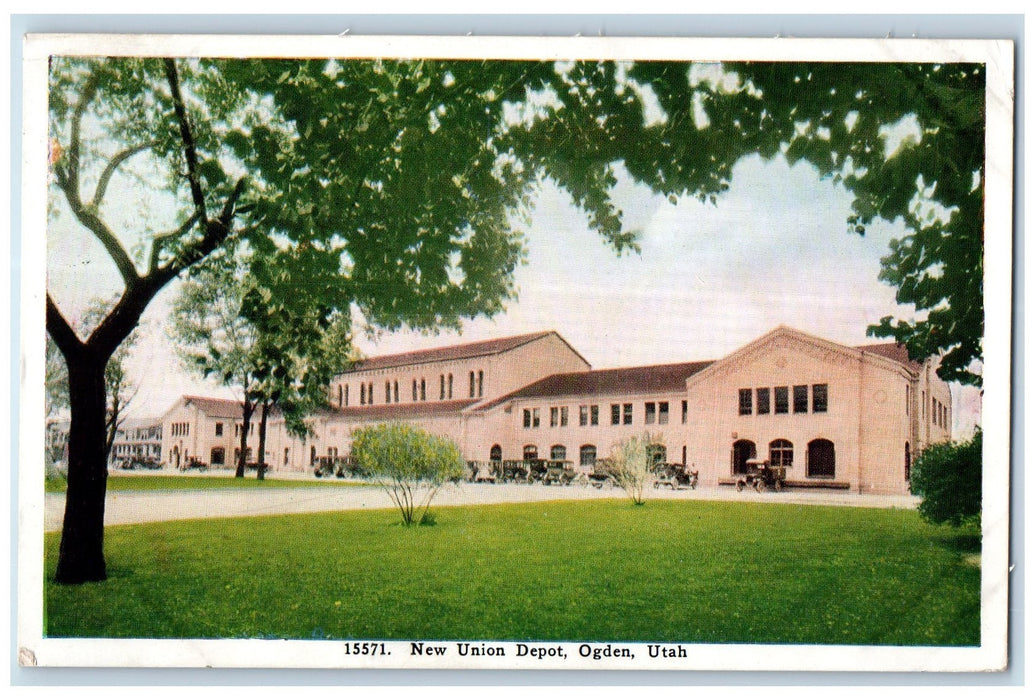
[164,58,208,224]
[149,211,202,274]
[46,294,83,360]
[91,141,159,209]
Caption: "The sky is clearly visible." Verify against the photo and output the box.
[43,76,983,437]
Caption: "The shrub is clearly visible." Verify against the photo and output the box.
[350,423,465,526]
[608,433,660,506]
[909,429,982,528]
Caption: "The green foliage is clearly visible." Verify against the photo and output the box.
[45,500,980,645]
[909,429,983,527]
[350,423,464,526]
[607,432,661,506]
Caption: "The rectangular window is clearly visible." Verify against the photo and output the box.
[420,379,426,401]
[386,381,392,403]
[590,405,599,426]
[623,404,633,425]
[611,404,621,425]
[756,388,770,415]
[560,406,569,427]
[439,375,445,400]
[812,384,828,413]
[412,380,418,402]
[478,370,484,397]
[470,371,476,398]
[932,397,937,424]
[681,400,688,424]
[738,388,753,415]
[550,407,559,427]
[645,402,656,424]
[215,422,223,437]
[532,408,541,428]
[523,409,532,428]
[793,385,808,413]
[579,405,589,426]
[905,384,910,415]
[658,402,669,425]
[775,386,789,414]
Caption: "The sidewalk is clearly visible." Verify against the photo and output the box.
[43,481,920,532]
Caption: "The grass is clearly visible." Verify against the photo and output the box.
[45,474,363,493]
[43,499,981,646]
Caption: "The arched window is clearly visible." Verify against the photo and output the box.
[337,385,343,407]
[386,381,391,403]
[448,374,454,399]
[580,445,597,468]
[731,439,756,475]
[490,445,502,462]
[550,445,567,461]
[770,439,794,468]
[807,439,836,478]
[420,378,427,401]
[393,381,399,403]
[210,447,225,465]
[440,374,445,400]
[523,445,538,461]
[360,383,366,405]
[344,385,349,406]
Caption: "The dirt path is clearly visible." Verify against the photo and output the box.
[42,480,919,532]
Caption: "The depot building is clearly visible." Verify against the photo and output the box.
[160,325,953,495]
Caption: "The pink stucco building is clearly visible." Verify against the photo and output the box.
[160,326,953,495]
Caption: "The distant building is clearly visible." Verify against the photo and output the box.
[110,419,163,465]
[159,326,953,495]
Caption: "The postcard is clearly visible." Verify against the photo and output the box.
[18,32,1013,672]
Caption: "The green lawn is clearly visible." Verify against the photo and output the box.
[44,499,980,645]
[45,474,362,493]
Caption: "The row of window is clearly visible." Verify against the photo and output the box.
[336,370,485,408]
[523,401,690,429]
[932,397,949,430]
[170,422,190,437]
[498,443,677,468]
[738,384,828,416]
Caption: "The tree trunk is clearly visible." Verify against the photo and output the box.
[54,356,109,584]
[236,399,254,478]
[256,402,270,480]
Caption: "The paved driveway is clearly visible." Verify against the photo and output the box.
[43,481,919,532]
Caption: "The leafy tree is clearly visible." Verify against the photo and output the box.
[350,423,465,526]
[48,56,986,583]
[608,433,662,506]
[909,429,982,528]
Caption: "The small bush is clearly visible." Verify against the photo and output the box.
[350,423,464,526]
[608,433,660,506]
[909,429,982,528]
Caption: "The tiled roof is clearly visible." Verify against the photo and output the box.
[182,396,246,419]
[856,342,923,371]
[331,398,480,422]
[348,331,560,373]
[476,361,714,411]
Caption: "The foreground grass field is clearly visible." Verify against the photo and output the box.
[44,499,980,645]
[45,474,361,493]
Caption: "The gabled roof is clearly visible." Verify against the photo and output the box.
[346,330,583,373]
[330,398,479,422]
[475,361,714,411]
[181,396,245,419]
[855,342,924,372]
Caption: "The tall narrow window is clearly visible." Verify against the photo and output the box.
[622,404,633,425]
[560,406,569,427]
[681,400,688,424]
[793,385,808,413]
[550,407,559,427]
[469,371,476,398]
[478,370,484,397]
[345,385,349,406]
[532,408,540,428]
[812,384,828,413]
[421,378,427,401]
[739,388,753,415]
[523,409,532,428]
[579,405,589,426]
[658,402,669,425]
[447,373,453,399]
[611,404,621,425]
[440,375,445,400]
[645,402,656,424]
[337,385,342,408]
[590,405,599,426]
[756,388,770,415]
[393,381,399,403]
[774,386,789,414]
[360,383,366,405]
[412,379,418,401]
[386,381,391,404]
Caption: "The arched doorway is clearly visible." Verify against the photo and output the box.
[550,444,567,461]
[523,445,538,461]
[171,445,181,469]
[210,447,225,465]
[490,444,503,462]
[807,439,836,478]
[731,439,756,475]
[580,445,597,468]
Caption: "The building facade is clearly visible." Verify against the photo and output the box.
[158,326,953,495]
[110,419,163,464]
